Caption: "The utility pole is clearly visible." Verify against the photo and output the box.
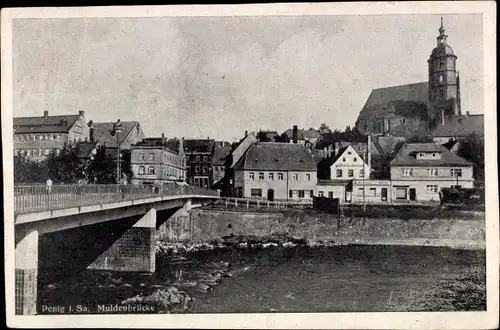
[113,119,123,184]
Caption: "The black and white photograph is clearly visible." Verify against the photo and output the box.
[2,2,498,329]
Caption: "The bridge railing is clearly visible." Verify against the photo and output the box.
[14,183,219,214]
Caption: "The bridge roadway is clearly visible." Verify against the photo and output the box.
[13,184,219,315]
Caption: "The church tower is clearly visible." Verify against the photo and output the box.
[428,17,461,121]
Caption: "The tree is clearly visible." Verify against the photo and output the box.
[274,132,290,143]
[87,146,118,184]
[319,123,332,136]
[14,154,48,184]
[406,133,433,143]
[256,130,271,142]
[46,145,88,183]
[457,133,484,181]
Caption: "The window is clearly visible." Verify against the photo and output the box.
[293,173,298,181]
[298,190,305,198]
[138,166,145,175]
[367,188,376,197]
[139,153,145,160]
[450,169,462,177]
[353,157,357,162]
[203,166,208,174]
[26,149,32,156]
[249,172,254,180]
[289,190,293,198]
[310,190,314,197]
[359,169,364,178]
[432,153,437,158]
[402,168,413,176]
[328,191,333,198]
[395,187,407,200]
[358,188,364,192]
[259,172,264,180]
[426,185,438,193]
[269,173,274,180]
[347,151,352,155]
[336,169,342,178]
[148,153,155,161]
[148,166,155,175]
[250,189,262,197]
[318,191,324,197]
[195,166,200,174]
[45,149,50,156]
[278,173,283,180]
[195,156,200,162]
[342,157,346,162]
[33,149,39,156]
[348,169,354,177]
[427,169,439,176]
[203,156,207,162]
[306,174,311,181]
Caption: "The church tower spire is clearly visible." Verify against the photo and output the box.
[437,17,448,46]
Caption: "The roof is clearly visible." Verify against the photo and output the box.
[334,141,379,158]
[361,82,429,112]
[327,146,368,167]
[430,44,455,57]
[433,114,484,138]
[234,142,317,171]
[302,129,321,139]
[183,139,215,154]
[230,132,258,168]
[133,138,180,154]
[212,144,232,165]
[93,121,140,148]
[390,143,471,167]
[13,114,81,134]
[75,141,98,158]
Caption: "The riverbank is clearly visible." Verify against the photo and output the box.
[179,208,485,249]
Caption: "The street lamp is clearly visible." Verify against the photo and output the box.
[112,119,123,184]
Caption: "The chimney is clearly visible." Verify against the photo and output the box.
[179,137,184,155]
[161,133,166,145]
[244,130,248,137]
[79,110,85,117]
[292,125,298,144]
[88,120,95,143]
[43,110,48,118]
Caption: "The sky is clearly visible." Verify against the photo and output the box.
[12,14,483,142]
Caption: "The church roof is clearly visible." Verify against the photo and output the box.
[362,82,429,112]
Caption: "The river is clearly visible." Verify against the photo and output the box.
[38,244,485,314]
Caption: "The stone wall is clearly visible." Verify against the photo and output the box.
[158,209,485,249]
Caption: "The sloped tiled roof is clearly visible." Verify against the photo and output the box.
[183,139,215,154]
[76,141,98,158]
[212,143,232,165]
[230,132,258,168]
[93,121,140,148]
[14,114,81,134]
[362,82,429,111]
[302,129,321,139]
[234,142,317,171]
[433,114,484,138]
[390,143,471,167]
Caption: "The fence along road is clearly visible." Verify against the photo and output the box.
[14,184,219,215]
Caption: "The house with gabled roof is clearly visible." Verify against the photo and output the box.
[233,142,317,201]
[13,110,89,161]
[390,143,473,202]
[92,120,145,151]
[432,113,484,144]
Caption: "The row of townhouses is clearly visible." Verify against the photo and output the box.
[13,110,481,204]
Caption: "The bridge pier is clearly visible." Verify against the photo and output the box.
[89,208,157,273]
[15,230,39,315]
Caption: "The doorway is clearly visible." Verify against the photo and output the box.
[381,188,388,201]
[267,189,274,201]
[409,188,416,201]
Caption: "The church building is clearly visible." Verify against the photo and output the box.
[355,18,462,138]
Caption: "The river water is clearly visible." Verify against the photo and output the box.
[38,244,485,314]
